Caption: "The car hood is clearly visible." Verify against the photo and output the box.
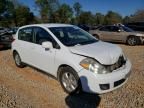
[69,41,123,65]
[135,33,144,37]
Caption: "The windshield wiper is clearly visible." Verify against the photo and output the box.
[79,40,97,45]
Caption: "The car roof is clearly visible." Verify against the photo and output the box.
[19,23,73,29]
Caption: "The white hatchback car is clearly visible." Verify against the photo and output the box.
[12,24,131,94]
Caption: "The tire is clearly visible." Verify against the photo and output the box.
[58,67,81,94]
[13,52,25,68]
[127,36,139,46]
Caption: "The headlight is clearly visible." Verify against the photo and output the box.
[80,58,110,74]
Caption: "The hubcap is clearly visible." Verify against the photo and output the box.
[15,54,20,65]
[62,72,78,92]
[128,37,136,45]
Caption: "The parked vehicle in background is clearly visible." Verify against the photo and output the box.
[12,24,131,94]
[0,32,14,48]
[77,24,90,32]
[89,25,144,46]
[90,25,102,30]
[8,27,19,34]
[0,27,7,34]
[125,22,144,32]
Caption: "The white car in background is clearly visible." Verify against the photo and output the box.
[89,25,144,45]
[12,24,131,94]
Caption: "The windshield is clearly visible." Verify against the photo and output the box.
[121,26,134,32]
[49,26,98,46]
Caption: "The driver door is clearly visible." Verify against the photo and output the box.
[30,27,57,75]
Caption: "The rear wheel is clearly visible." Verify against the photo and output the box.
[127,36,139,46]
[58,67,81,94]
[13,52,25,68]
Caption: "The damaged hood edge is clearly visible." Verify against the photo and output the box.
[69,41,123,65]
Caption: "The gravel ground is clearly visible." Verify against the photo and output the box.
[0,44,144,108]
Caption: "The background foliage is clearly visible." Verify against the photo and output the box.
[0,0,144,27]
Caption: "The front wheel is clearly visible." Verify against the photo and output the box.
[59,67,81,94]
[13,52,25,68]
[127,36,139,46]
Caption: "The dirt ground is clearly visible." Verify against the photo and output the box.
[0,44,144,108]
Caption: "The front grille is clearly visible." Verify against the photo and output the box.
[114,79,125,87]
[106,56,126,72]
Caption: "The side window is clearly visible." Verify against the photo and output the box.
[18,27,33,42]
[99,26,110,31]
[34,27,60,49]
[110,26,119,32]
[34,27,53,45]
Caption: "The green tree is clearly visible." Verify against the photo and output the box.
[78,11,95,25]
[123,16,131,24]
[0,0,6,15]
[0,0,15,27]
[52,4,73,23]
[35,0,59,23]
[14,5,34,26]
[104,11,122,25]
[130,9,144,22]
[95,13,105,25]
[73,2,82,17]
[73,2,82,24]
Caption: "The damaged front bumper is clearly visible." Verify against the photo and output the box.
[78,59,132,94]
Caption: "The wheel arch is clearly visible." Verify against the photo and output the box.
[126,35,141,45]
[93,34,100,39]
[57,64,82,94]
[57,64,77,81]
[127,35,136,39]
[13,50,18,58]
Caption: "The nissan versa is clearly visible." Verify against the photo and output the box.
[12,24,132,94]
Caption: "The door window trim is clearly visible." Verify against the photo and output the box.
[33,26,60,49]
[18,27,34,43]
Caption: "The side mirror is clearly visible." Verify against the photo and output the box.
[42,41,53,49]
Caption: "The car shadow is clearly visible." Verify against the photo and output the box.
[65,76,101,108]
[65,93,101,108]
